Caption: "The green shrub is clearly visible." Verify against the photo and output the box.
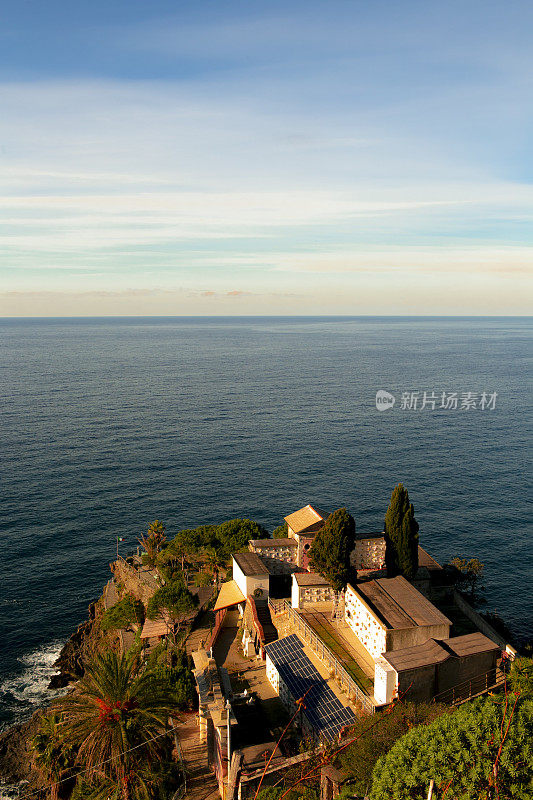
[101,595,145,632]
[370,695,533,800]
[273,521,289,538]
[147,578,198,622]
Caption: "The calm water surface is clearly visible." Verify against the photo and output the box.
[0,316,531,732]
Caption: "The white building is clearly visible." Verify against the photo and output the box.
[248,538,298,573]
[344,576,451,660]
[232,553,270,601]
[291,572,337,610]
[265,634,357,742]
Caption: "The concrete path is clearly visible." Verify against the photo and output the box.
[185,609,216,655]
[104,579,119,610]
[176,714,220,800]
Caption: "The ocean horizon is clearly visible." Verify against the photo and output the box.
[1,315,531,734]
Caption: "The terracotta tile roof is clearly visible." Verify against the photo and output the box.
[213,579,246,611]
[284,504,328,534]
[233,552,269,576]
[351,576,451,630]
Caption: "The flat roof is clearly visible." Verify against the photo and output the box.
[294,572,332,587]
[382,632,500,672]
[350,576,451,630]
[284,504,328,534]
[444,632,500,658]
[249,538,297,548]
[233,552,269,577]
[382,639,449,671]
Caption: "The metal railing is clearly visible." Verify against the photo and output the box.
[432,666,506,706]
[268,599,374,714]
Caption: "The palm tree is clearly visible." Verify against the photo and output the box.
[58,651,178,800]
[139,520,167,568]
[32,712,74,800]
[201,546,226,590]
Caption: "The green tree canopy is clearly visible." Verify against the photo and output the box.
[272,521,289,538]
[308,508,355,592]
[446,556,485,600]
[216,518,270,557]
[338,702,448,798]
[147,578,198,622]
[138,519,167,568]
[384,483,419,580]
[510,656,533,695]
[32,712,75,800]
[163,518,269,566]
[370,694,533,800]
[101,595,145,632]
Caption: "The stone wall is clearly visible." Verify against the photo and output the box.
[110,558,158,607]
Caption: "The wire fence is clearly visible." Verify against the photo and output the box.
[268,599,374,714]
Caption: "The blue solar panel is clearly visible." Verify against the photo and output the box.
[265,634,357,741]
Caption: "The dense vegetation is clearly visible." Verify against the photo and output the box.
[338,702,449,797]
[272,521,289,538]
[446,555,485,600]
[158,517,270,571]
[370,692,533,799]
[139,520,167,568]
[309,508,355,591]
[384,483,419,580]
[147,577,198,623]
[101,595,145,632]
[33,651,183,800]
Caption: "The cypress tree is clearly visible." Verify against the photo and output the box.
[309,507,356,591]
[384,484,419,580]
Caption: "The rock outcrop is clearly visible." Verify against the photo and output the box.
[50,596,108,689]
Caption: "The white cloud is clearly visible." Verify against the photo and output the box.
[0,77,532,313]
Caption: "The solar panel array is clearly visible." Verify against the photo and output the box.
[265,634,357,741]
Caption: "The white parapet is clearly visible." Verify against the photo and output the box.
[374,657,397,705]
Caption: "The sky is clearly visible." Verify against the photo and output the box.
[1,0,532,315]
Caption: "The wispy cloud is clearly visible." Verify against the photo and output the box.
[1,0,532,314]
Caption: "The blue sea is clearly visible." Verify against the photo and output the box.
[0,316,532,733]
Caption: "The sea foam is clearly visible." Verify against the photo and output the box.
[0,640,66,733]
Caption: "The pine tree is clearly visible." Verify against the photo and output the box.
[308,508,356,591]
[384,484,419,580]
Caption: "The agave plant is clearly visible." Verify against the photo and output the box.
[58,650,178,800]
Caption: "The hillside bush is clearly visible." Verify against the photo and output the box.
[101,595,144,632]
